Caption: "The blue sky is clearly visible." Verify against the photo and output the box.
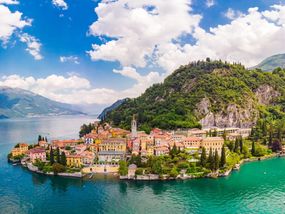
[0,0,285,108]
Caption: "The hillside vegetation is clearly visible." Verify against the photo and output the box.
[103,60,285,132]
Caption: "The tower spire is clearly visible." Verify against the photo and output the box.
[131,114,137,138]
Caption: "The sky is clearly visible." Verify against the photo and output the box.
[0,0,285,109]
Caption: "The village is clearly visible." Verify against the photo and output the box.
[8,115,264,180]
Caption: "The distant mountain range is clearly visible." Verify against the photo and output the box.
[0,87,84,119]
[253,53,285,71]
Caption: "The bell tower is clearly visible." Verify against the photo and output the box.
[131,114,137,138]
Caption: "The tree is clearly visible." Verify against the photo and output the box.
[52,163,65,174]
[200,147,207,167]
[56,147,60,163]
[45,136,48,142]
[207,148,214,171]
[169,167,179,178]
[220,146,226,168]
[61,152,67,166]
[214,149,220,171]
[129,155,142,167]
[38,135,42,142]
[234,138,239,153]
[239,138,243,153]
[272,139,282,152]
[151,159,162,174]
[170,144,178,158]
[50,148,55,165]
[118,160,128,176]
[251,142,256,156]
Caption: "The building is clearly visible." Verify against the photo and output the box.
[131,115,137,138]
[66,155,82,168]
[154,146,169,156]
[98,138,127,162]
[201,137,224,154]
[28,148,46,163]
[84,133,98,144]
[81,151,95,165]
[183,137,202,150]
[75,144,87,154]
[11,143,29,157]
[98,151,125,162]
[188,129,207,138]
[52,139,81,148]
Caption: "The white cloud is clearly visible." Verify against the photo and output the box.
[224,8,243,20]
[0,70,162,105]
[60,56,79,64]
[52,0,68,10]
[206,0,215,8]
[0,5,31,44]
[88,0,201,68]
[19,33,43,60]
[0,0,19,4]
[88,2,285,74]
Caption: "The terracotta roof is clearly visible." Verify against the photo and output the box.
[28,148,46,154]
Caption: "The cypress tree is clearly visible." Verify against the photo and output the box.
[214,149,220,171]
[200,147,207,167]
[208,148,214,171]
[56,147,60,163]
[234,138,239,153]
[220,145,226,168]
[61,152,67,166]
[38,135,42,142]
[239,138,243,153]
[251,142,256,156]
[50,148,54,165]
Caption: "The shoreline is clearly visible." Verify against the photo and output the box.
[12,153,279,181]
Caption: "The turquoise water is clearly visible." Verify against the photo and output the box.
[1,117,285,214]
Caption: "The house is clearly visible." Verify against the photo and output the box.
[201,137,224,155]
[98,138,127,162]
[11,143,29,157]
[188,129,207,138]
[171,135,186,143]
[52,139,81,149]
[28,148,46,163]
[66,155,82,168]
[154,146,169,156]
[84,133,98,144]
[98,151,125,162]
[183,137,202,149]
[75,144,87,154]
[81,151,95,165]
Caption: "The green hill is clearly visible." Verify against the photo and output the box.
[0,87,84,119]
[103,60,285,132]
[254,53,285,71]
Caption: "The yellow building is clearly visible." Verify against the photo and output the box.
[98,138,126,152]
[66,155,82,168]
[11,143,29,157]
[201,137,224,154]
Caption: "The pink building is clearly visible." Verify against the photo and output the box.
[28,148,46,163]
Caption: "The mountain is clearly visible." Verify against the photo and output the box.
[98,98,128,120]
[103,60,285,132]
[253,53,285,71]
[0,87,84,119]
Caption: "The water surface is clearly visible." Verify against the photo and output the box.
[1,117,285,214]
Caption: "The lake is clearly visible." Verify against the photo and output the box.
[1,116,285,214]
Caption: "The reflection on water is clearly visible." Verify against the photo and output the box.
[1,117,285,213]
